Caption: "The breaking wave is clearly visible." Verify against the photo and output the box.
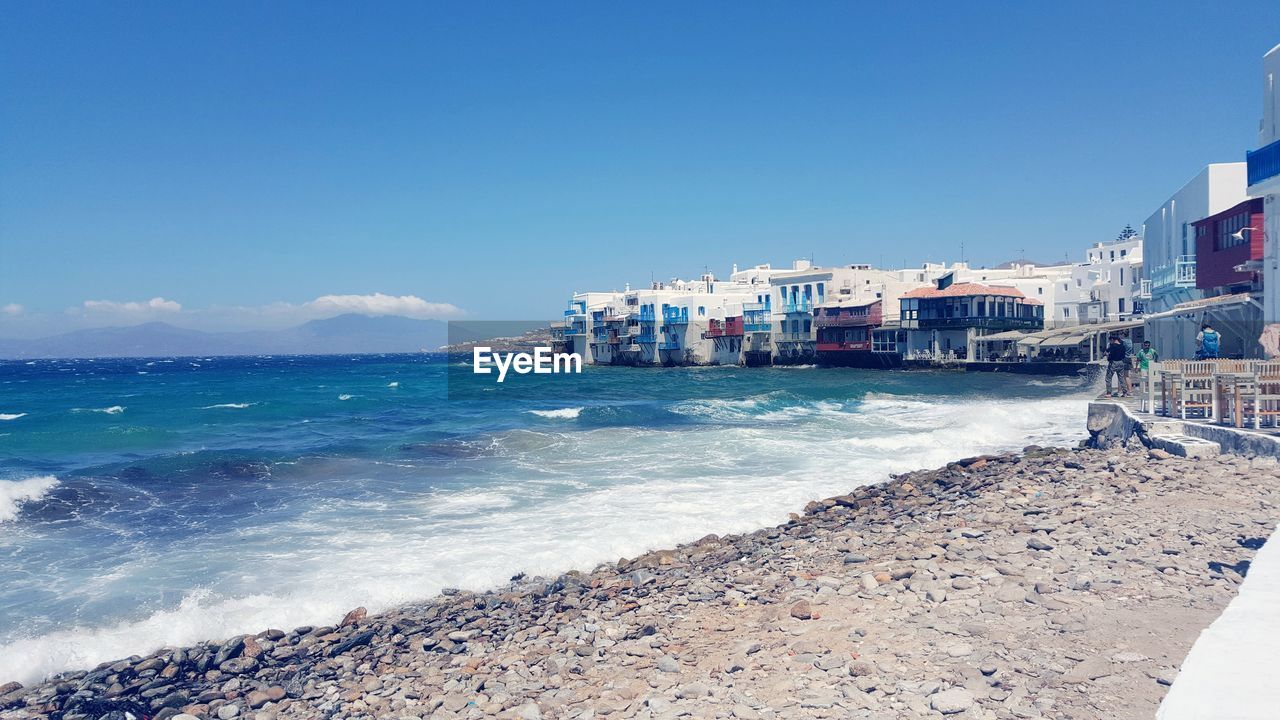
[0,475,59,524]
[527,407,583,419]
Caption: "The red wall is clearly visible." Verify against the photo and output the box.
[1195,198,1264,292]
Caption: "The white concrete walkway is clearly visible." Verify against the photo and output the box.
[1157,525,1280,719]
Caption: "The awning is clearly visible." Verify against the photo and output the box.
[1142,293,1262,322]
[1016,319,1142,347]
[1040,333,1090,347]
[979,330,1028,342]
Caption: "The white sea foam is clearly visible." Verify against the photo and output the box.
[387,382,400,388]
[0,388,1093,685]
[74,405,126,415]
[202,403,254,410]
[528,407,583,419]
[0,413,26,421]
[338,394,354,401]
[0,475,59,524]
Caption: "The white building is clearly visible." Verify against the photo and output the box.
[573,264,785,366]
[1247,43,1280,328]
[1142,163,1249,315]
[1056,236,1144,325]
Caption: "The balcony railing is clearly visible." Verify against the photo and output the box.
[638,308,656,321]
[658,341,681,350]
[911,316,1042,330]
[744,322,772,333]
[563,322,585,335]
[635,334,657,344]
[816,341,871,352]
[1248,136,1280,187]
[662,308,688,323]
[814,313,878,328]
[1148,256,1197,292]
[781,298,812,314]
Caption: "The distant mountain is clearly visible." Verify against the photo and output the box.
[0,315,452,359]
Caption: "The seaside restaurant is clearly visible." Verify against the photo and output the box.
[975,320,1145,364]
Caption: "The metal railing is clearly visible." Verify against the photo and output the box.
[781,298,812,314]
[1248,136,1280,187]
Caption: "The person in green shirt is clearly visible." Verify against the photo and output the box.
[1136,340,1158,371]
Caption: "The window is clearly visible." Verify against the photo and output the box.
[698,306,705,316]
[1063,307,1071,318]
[1037,287,1043,295]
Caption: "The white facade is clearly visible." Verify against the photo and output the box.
[1248,43,1280,326]
[1143,163,1249,314]
[1053,237,1144,325]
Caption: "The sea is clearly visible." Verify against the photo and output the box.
[0,354,1094,684]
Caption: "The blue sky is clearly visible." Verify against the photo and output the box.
[1,1,1278,335]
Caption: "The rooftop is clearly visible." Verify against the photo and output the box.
[901,283,1029,300]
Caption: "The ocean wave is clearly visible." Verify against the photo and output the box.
[387,381,400,388]
[201,403,254,410]
[0,475,59,524]
[77,406,126,415]
[338,394,354,401]
[0,413,26,421]
[527,407,583,419]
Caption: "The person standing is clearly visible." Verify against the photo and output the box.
[1136,340,1159,372]
[1196,323,1221,360]
[1104,335,1130,398]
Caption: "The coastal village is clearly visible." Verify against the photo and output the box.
[554,47,1280,376]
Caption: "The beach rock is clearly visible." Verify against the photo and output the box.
[1028,537,1054,551]
[339,606,367,627]
[930,687,974,714]
[789,600,814,620]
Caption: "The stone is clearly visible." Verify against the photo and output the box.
[656,655,680,673]
[1027,537,1054,551]
[789,600,814,620]
[675,682,710,699]
[516,703,542,720]
[931,687,974,714]
[217,705,241,720]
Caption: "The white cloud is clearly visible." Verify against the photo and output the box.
[1,304,22,316]
[300,293,461,319]
[76,297,182,316]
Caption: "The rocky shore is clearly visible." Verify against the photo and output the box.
[4,444,1277,720]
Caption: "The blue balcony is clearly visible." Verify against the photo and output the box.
[662,307,688,323]
[564,322,585,336]
[1248,137,1280,188]
[658,341,681,350]
[744,321,772,333]
[781,298,812,314]
[635,334,657,344]
[638,307,656,321]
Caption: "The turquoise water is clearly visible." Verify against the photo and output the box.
[0,354,1092,683]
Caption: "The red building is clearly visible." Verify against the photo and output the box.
[1194,197,1264,295]
[703,316,744,338]
[814,299,899,367]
